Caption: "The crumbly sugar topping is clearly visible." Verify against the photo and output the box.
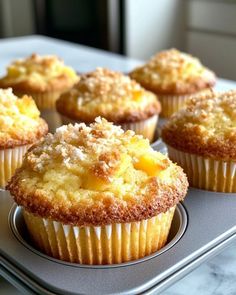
[165,90,236,141]
[0,88,46,142]
[131,49,215,90]
[23,117,175,192]
[76,68,142,102]
[27,117,136,172]
[1,53,78,86]
[57,68,160,121]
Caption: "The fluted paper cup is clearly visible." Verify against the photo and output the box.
[167,145,236,192]
[0,145,30,188]
[23,206,175,265]
[15,90,64,110]
[158,89,212,118]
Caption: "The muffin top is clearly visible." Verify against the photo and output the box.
[56,67,161,123]
[0,88,48,148]
[130,49,216,95]
[0,54,79,92]
[8,117,188,226]
[162,90,236,161]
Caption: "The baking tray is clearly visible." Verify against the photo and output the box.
[1,122,236,294]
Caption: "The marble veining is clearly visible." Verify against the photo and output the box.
[1,241,236,294]
[163,241,236,295]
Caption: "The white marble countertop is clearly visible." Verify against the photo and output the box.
[0,35,236,295]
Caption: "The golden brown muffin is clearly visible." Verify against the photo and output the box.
[162,90,236,192]
[130,49,216,117]
[56,67,161,141]
[8,117,188,264]
[0,88,48,187]
[0,54,79,110]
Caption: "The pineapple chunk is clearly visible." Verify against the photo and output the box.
[83,174,107,191]
[16,96,40,118]
[7,66,25,77]
[134,154,167,176]
[132,90,143,102]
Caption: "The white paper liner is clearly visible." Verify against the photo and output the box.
[59,114,158,142]
[15,90,63,110]
[158,89,212,118]
[0,145,30,188]
[23,206,175,265]
[167,145,236,192]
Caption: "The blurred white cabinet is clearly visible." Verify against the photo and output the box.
[187,0,236,80]
[124,0,185,60]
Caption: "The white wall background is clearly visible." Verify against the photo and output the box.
[124,0,185,60]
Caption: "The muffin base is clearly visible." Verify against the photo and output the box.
[0,145,30,188]
[158,89,211,118]
[60,114,158,142]
[167,145,236,193]
[23,206,175,265]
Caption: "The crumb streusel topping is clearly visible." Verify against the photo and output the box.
[0,88,48,148]
[0,54,79,92]
[130,49,216,94]
[56,68,160,123]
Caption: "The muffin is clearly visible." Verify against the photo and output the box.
[0,54,79,110]
[56,68,161,142]
[7,117,188,264]
[0,88,48,188]
[130,49,216,118]
[162,90,236,193]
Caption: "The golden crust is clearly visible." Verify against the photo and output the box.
[0,54,79,93]
[162,90,236,161]
[130,49,216,95]
[7,118,188,226]
[8,166,187,226]
[0,118,48,149]
[0,89,48,149]
[56,68,161,123]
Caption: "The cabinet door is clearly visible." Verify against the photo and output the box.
[187,31,236,80]
[188,1,236,35]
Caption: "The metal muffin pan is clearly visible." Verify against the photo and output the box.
[10,203,187,269]
[1,132,236,294]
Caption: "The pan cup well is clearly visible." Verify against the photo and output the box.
[10,204,187,267]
